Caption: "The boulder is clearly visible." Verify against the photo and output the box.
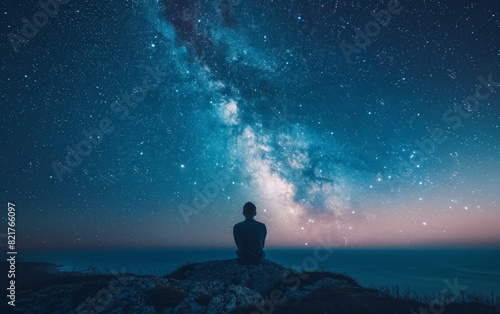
[171,259,287,294]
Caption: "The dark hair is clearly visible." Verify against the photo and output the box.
[243,202,256,218]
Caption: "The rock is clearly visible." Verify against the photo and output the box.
[285,277,344,300]
[174,259,287,294]
[170,280,262,314]
[14,259,423,314]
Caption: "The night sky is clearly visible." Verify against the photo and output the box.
[1,0,499,250]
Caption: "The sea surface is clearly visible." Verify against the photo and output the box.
[19,247,500,298]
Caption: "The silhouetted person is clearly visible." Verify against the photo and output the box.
[233,202,267,264]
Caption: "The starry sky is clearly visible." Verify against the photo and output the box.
[1,0,500,250]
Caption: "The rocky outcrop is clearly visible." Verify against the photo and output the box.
[12,258,370,314]
[10,260,499,314]
[10,259,498,314]
[169,259,288,294]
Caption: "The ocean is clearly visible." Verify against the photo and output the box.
[19,247,500,298]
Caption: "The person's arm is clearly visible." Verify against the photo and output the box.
[233,226,239,246]
[262,225,267,247]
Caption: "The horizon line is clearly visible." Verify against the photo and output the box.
[17,243,500,252]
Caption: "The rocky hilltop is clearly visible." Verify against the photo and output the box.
[8,259,497,314]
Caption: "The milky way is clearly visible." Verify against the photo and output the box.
[1,0,499,249]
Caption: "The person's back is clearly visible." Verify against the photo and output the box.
[233,202,267,264]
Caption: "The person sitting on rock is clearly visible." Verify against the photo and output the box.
[233,202,267,265]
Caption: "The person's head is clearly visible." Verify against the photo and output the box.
[243,202,257,218]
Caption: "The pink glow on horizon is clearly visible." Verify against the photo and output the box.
[292,209,500,248]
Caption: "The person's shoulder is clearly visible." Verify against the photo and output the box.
[256,220,266,227]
